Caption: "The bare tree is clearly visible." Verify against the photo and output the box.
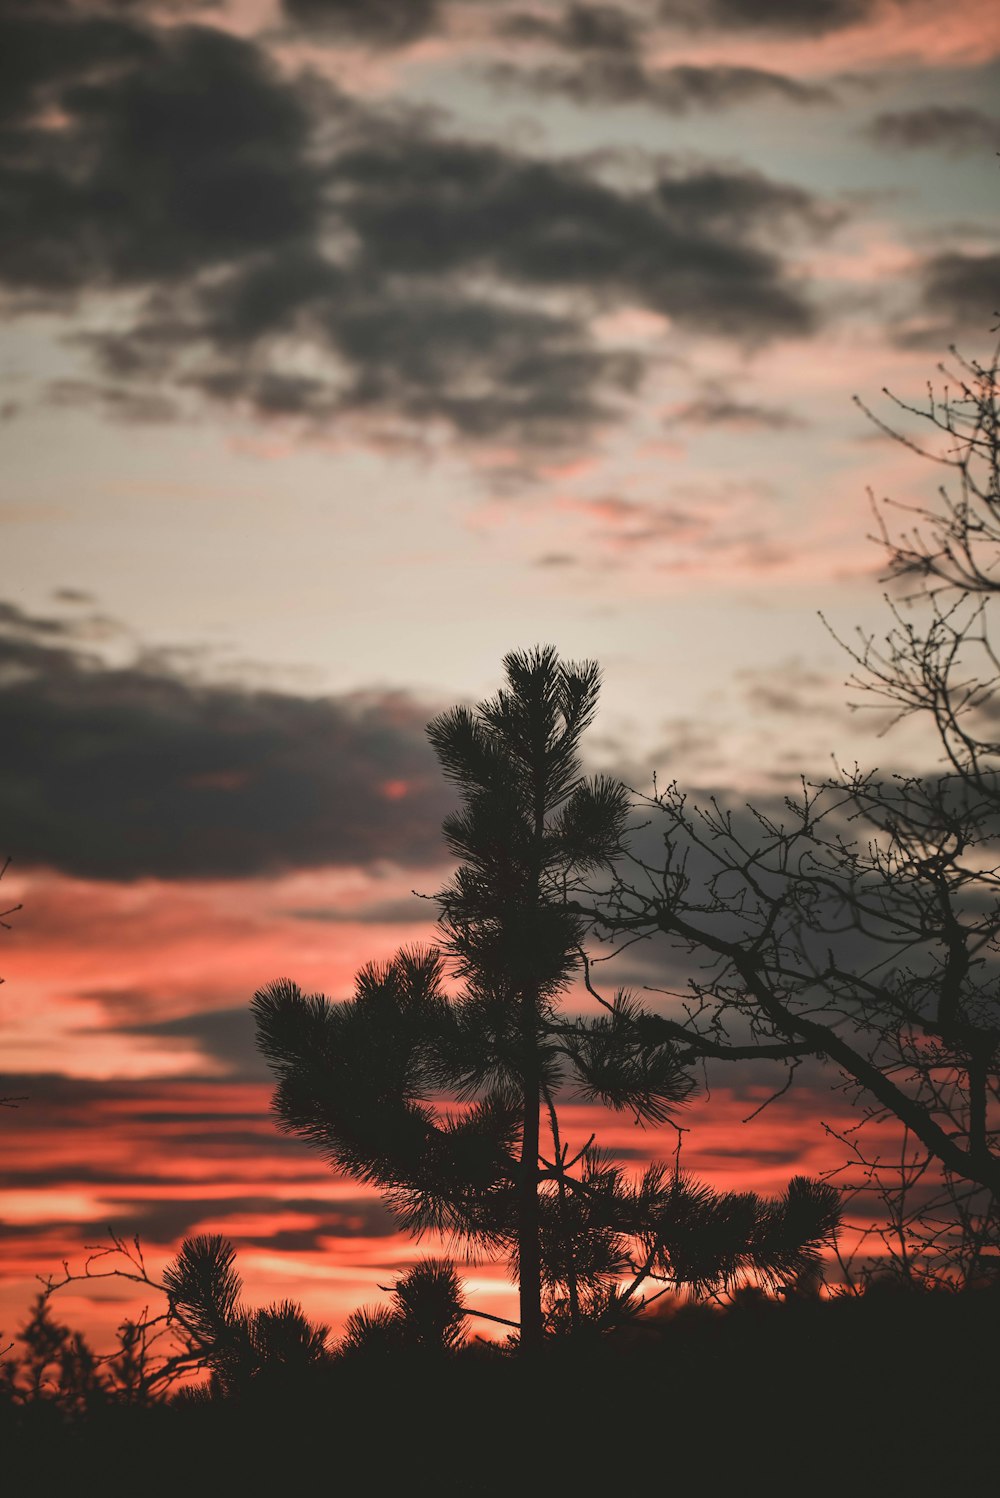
[849,341,1000,793]
[575,342,1000,1288]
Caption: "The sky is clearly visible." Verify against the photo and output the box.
[1,0,999,1352]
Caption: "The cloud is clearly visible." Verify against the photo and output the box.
[51,588,97,605]
[190,293,642,444]
[550,485,796,576]
[0,16,323,291]
[495,3,835,115]
[502,3,643,52]
[0,602,454,880]
[47,378,180,423]
[0,1064,855,1298]
[490,59,834,112]
[0,1190,391,1249]
[280,0,441,46]
[80,137,825,438]
[321,137,828,338]
[121,1006,269,1079]
[100,1192,398,1248]
[0,7,153,141]
[918,250,1000,331]
[865,106,1000,152]
[659,0,874,33]
[739,659,843,718]
[287,894,439,924]
[564,494,707,552]
[671,393,805,430]
[507,0,875,46]
[0,7,831,449]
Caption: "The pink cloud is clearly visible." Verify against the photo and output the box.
[0,867,442,1075]
[650,0,1000,74]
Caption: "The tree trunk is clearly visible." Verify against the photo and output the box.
[517,1042,544,1353]
[516,761,547,1351]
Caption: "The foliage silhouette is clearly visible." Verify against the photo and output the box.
[340,1259,469,1357]
[153,1233,331,1397]
[3,1231,336,1406]
[0,1296,109,1413]
[252,646,840,1349]
[7,1251,998,1498]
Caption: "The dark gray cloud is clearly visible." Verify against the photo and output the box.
[866,106,1000,153]
[490,59,834,113]
[672,394,805,430]
[508,0,873,45]
[659,0,873,32]
[0,601,453,880]
[919,251,1000,331]
[182,291,642,443]
[122,1006,269,1079]
[0,7,829,447]
[503,3,642,52]
[0,6,154,130]
[495,2,834,113]
[323,137,827,334]
[645,64,833,111]
[288,894,437,924]
[281,0,440,45]
[104,1192,397,1247]
[77,133,824,439]
[0,17,322,291]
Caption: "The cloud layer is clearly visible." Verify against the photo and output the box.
[0,603,452,880]
[865,105,1000,152]
[0,5,838,449]
[494,3,837,112]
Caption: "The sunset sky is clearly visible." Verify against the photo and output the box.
[2,0,999,1349]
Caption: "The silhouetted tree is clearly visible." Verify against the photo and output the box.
[0,1295,109,1412]
[339,1260,469,1357]
[253,647,840,1351]
[575,342,1000,1287]
[162,1235,331,1396]
[17,1231,333,1402]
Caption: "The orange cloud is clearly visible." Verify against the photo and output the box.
[0,867,442,1076]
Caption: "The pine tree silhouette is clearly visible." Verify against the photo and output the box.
[253,647,840,1351]
[162,1235,330,1396]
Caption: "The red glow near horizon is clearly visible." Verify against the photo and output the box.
[0,868,932,1359]
[0,1049,907,1355]
[0,847,935,1382]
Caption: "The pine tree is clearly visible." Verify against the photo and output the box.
[253,647,840,1352]
[162,1235,331,1396]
